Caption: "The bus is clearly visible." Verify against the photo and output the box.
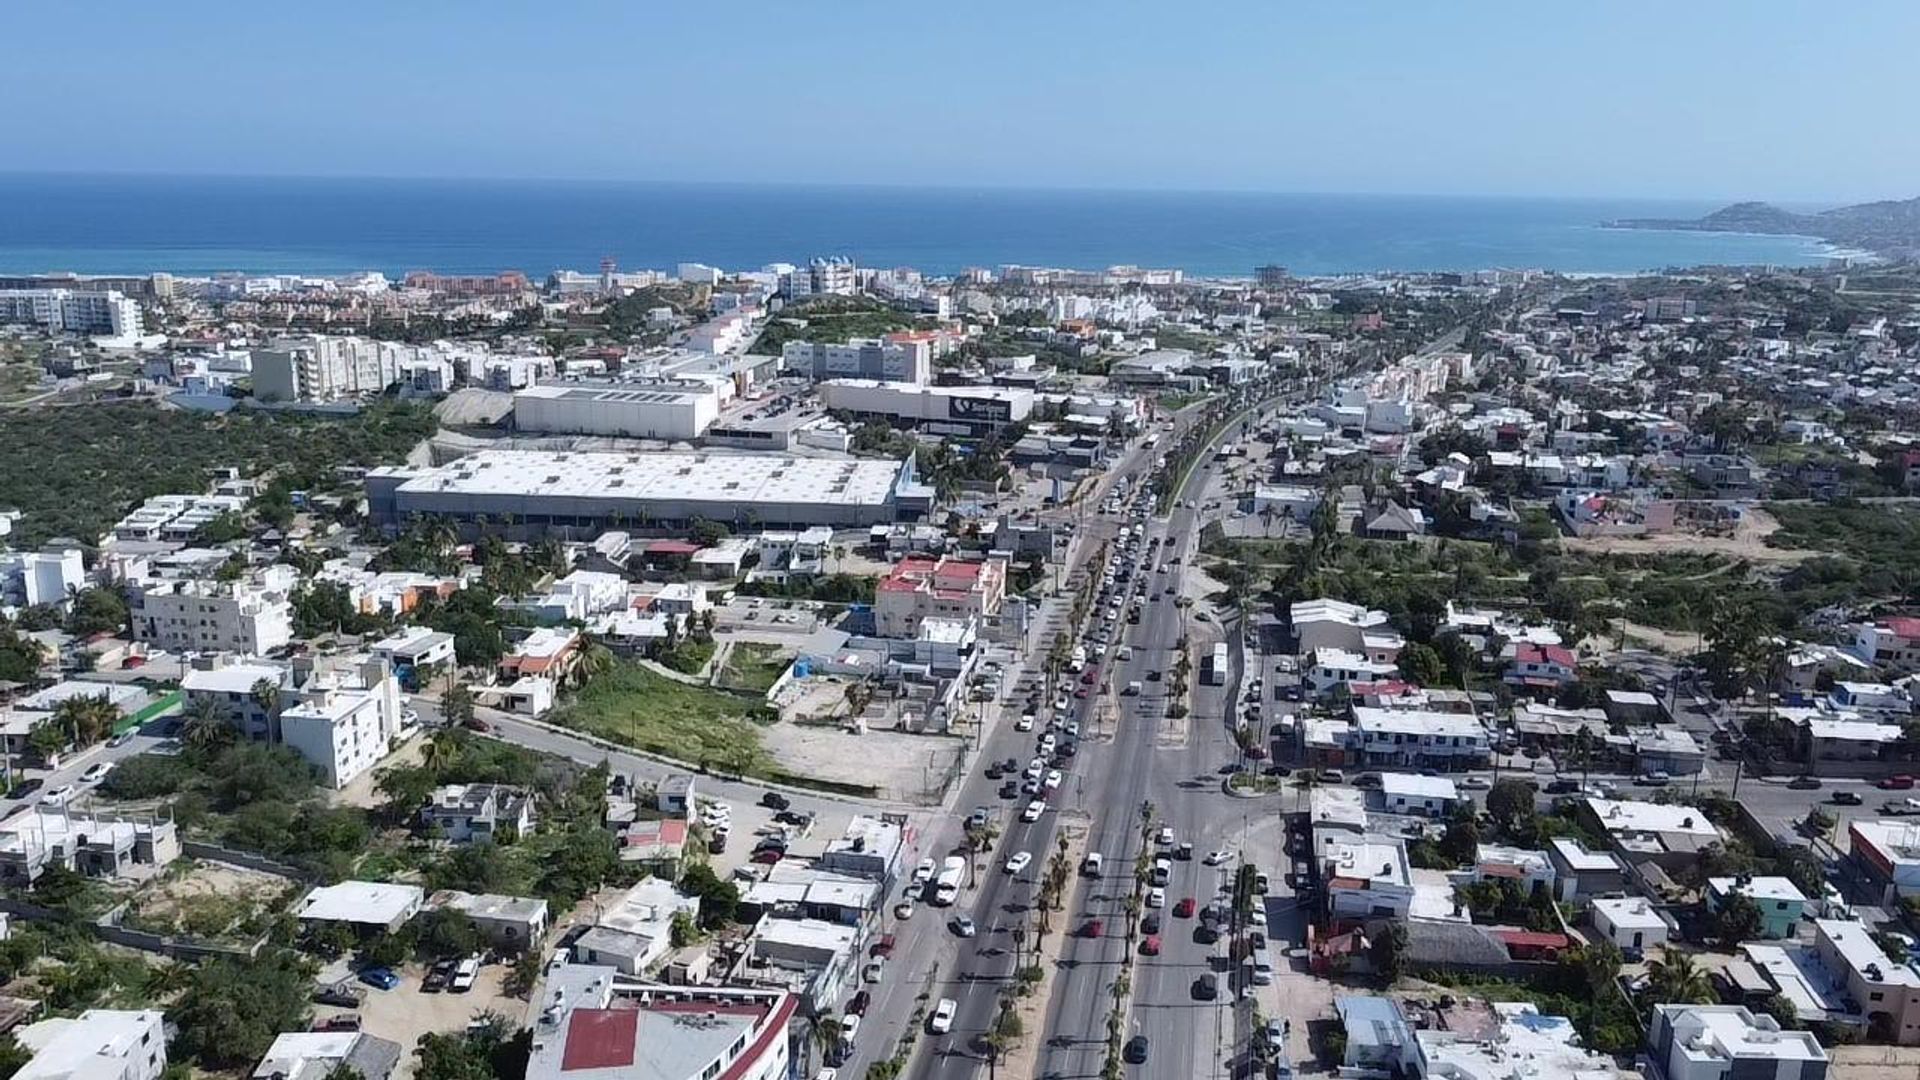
[1206,642,1229,685]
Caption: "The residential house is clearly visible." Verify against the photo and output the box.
[421,784,535,845]
[1646,1004,1828,1080]
[368,628,456,691]
[1505,644,1577,693]
[428,891,549,953]
[1811,918,1920,1044]
[296,881,424,935]
[0,810,180,885]
[1376,773,1458,818]
[1591,896,1673,953]
[569,879,700,976]
[15,1010,166,1080]
[252,1032,404,1080]
[1707,876,1808,939]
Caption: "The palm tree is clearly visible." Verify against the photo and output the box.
[249,678,283,725]
[421,729,462,775]
[52,694,117,748]
[571,636,613,689]
[1646,949,1714,1005]
[180,698,237,754]
[809,1015,843,1073]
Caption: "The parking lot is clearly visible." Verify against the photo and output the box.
[314,957,520,1078]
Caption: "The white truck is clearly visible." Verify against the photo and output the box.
[1206,642,1229,685]
[931,856,967,906]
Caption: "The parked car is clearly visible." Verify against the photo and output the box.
[1193,973,1218,1000]
[847,990,871,1016]
[1124,1035,1150,1063]
[311,1014,361,1032]
[861,959,884,984]
[423,962,453,993]
[1173,897,1196,918]
[81,762,115,784]
[1080,919,1104,938]
[358,967,401,991]
[1788,776,1823,790]
[313,982,365,1008]
[869,934,897,958]
[760,791,791,811]
[1880,775,1916,790]
[1142,912,1161,935]
[1832,791,1864,806]
[450,956,479,993]
[949,917,975,938]
[1141,935,1162,956]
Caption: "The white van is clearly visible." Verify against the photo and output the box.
[1082,852,1104,877]
[1250,946,1274,985]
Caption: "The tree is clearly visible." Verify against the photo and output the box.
[1758,992,1800,1030]
[1437,804,1481,865]
[52,693,117,748]
[249,678,283,724]
[64,587,129,637]
[1485,779,1538,837]
[442,683,477,727]
[811,1016,844,1074]
[1646,950,1714,1006]
[417,909,483,961]
[180,697,238,755]
[1399,642,1445,686]
[171,953,316,1069]
[679,864,741,929]
[26,720,68,762]
[1369,922,1408,983]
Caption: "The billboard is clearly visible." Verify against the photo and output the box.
[947,395,1013,424]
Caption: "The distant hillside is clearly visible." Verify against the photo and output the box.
[1609,196,1920,259]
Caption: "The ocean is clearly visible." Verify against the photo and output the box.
[0,173,1835,279]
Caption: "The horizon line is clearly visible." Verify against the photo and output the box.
[0,168,1883,210]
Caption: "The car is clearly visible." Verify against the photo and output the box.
[1156,826,1175,846]
[39,785,74,807]
[1459,776,1492,791]
[773,809,812,827]
[1263,1018,1287,1055]
[1080,919,1104,938]
[928,998,957,1035]
[1636,771,1672,787]
[462,717,491,733]
[1204,849,1234,866]
[1173,897,1196,918]
[847,990,871,1016]
[81,761,115,784]
[1881,775,1917,790]
[1022,800,1045,822]
[1124,1035,1150,1063]
[1175,841,1194,861]
[870,933,897,958]
[894,901,915,920]
[984,762,1006,779]
[950,917,975,938]
[1883,799,1920,816]
[998,780,1019,800]
[1249,906,1268,928]
[1193,973,1218,1000]
[423,962,452,993]
[1004,851,1032,875]
[966,806,992,829]
[1353,773,1383,789]
[450,956,479,992]
[1147,886,1166,908]
[358,967,401,991]
[1142,912,1162,935]
[1074,686,1089,699]
[1788,776,1823,790]
[1319,769,1346,783]
[751,848,784,865]
[1832,791,1864,806]
[911,859,936,885]
[107,730,136,748]
[861,959,884,984]
[1015,715,1035,732]
[1044,770,1062,792]
[313,982,366,1008]
[1141,934,1162,956]
[1544,779,1582,795]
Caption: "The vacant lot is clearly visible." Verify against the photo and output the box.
[122,860,298,945]
[554,660,775,774]
[715,642,793,694]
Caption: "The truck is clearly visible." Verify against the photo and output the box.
[931,856,967,906]
[1123,681,1143,696]
[1206,642,1229,686]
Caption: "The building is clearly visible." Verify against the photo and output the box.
[367,449,927,536]
[296,881,425,934]
[278,658,405,789]
[252,1032,404,1080]
[422,784,535,845]
[1349,707,1492,770]
[1324,836,1413,920]
[1547,837,1629,901]
[1590,896,1672,953]
[1849,819,1920,901]
[1634,726,1707,776]
[1472,845,1556,895]
[128,571,296,655]
[369,627,456,690]
[1812,919,1920,1044]
[1305,648,1403,696]
[513,383,723,441]
[816,814,906,884]
[0,289,142,337]
[782,338,930,384]
[1377,773,1458,818]
[570,879,701,975]
[1290,598,1403,660]
[109,493,250,544]
[1646,1004,1827,1080]
[527,966,793,1080]
[1852,616,1920,673]
[252,335,404,402]
[14,1009,166,1080]
[1707,877,1808,939]
[818,379,1032,437]
[1333,996,1413,1072]
[874,556,1005,638]
[1505,644,1578,691]
[1416,1003,1634,1080]
[1582,797,1725,871]
[180,656,293,743]
[0,546,86,611]
[0,810,180,885]
[428,891,549,953]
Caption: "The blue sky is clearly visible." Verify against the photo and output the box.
[4,1,1911,203]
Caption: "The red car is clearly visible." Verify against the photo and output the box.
[847,990,871,1016]
[1074,687,1089,699]
[1880,776,1916,790]
[1081,670,1097,685]
[750,849,784,865]
[1172,897,1196,918]
[1141,935,1161,956]
[869,934,896,959]
[1081,919,1104,938]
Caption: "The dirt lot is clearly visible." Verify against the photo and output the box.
[124,860,297,943]
[314,959,521,1079]
[757,719,963,804]
[1560,506,1812,563]
[1829,1044,1920,1079]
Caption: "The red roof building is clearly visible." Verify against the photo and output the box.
[530,969,794,1080]
[874,556,1005,638]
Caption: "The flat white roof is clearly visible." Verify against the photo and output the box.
[183,662,288,696]
[297,881,423,925]
[1818,918,1920,985]
[16,1010,163,1080]
[392,449,905,508]
[1709,876,1807,903]
[1353,707,1487,739]
[1656,1005,1827,1065]
[1591,896,1667,930]
[1584,798,1723,839]
[1380,773,1459,801]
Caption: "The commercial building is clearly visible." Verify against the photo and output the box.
[782,338,929,384]
[367,449,927,536]
[0,289,142,337]
[1646,1004,1827,1080]
[818,379,1031,437]
[874,556,1005,638]
[1849,818,1920,901]
[512,382,723,441]
[1348,707,1492,770]
[528,966,793,1080]
[128,570,297,655]
[14,1009,166,1080]
[1290,598,1403,660]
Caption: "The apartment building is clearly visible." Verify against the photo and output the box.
[0,545,86,610]
[253,334,404,402]
[110,493,251,543]
[180,655,295,743]
[128,568,296,655]
[874,556,1006,638]
[15,1010,166,1080]
[0,289,142,337]
[782,337,931,384]
[278,657,405,789]
[1646,1005,1827,1080]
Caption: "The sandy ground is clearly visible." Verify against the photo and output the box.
[1561,506,1811,563]
[1576,620,1699,659]
[127,860,293,939]
[1829,1045,1920,1079]
[757,720,964,804]
[316,960,520,1080]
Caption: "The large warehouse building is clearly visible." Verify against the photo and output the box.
[512,381,724,440]
[819,379,1033,437]
[367,449,930,535]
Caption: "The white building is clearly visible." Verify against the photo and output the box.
[1306,647,1402,695]
[180,656,294,743]
[422,784,535,845]
[128,569,296,655]
[819,379,1032,435]
[296,881,424,933]
[253,334,406,402]
[1591,895,1672,953]
[1324,836,1413,920]
[1349,708,1492,769]
[781,338,930,384]
[528,966,793,1080]
[14,1009,166,1080]
[110,493,251,544]
[278,657,405,789]
[1291,598,1403,661]
[0,545,87,611]
[1378,773,1458,818]
[0,289,142,337]
[568,879,702,976]
[1648,1005,1828,1080]
[512,382,723,441]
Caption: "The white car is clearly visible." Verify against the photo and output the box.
[450,956,479,993]
[1021,800,1045,823]
[1015,715,1035,732]
[1039,735,1057,755]
[1204,849,1235,867]
[1064,721,1081,738]
[1044,770,1063,791]
[1004,851,1032,875]
[1026,758,1045,779]
[1249,907,1268,928]
[1459,776,1492,790]
[1146,886,1166,908]
[929,998,957,1035]
[39,785,74,807]
[862,959,884,984]
[81,762,115,784]
[911,859,936,886]
[1157,826,1175,847]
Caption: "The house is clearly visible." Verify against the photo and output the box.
[1581,798,1725,872]
[422,784,535,845]
[1472,845,1556,894]
[0,810,180,885]
[429,891,549,953]
[1604,689,1664,725]
[296,881,424,934]
[1830,681,1910,717]
[1811,919,1920,1044]
[1505,644,1577,692]
[1349,707,1492,770]
[1289,598,1403,661]
[1363,502,1428,541]
[1334,996,1414,1072]
[1646,1005,1828,1080]
[1416,1003,1635,1080]
[15,1009,166,1080]
[657,773,696,817]
[649,583,711,618]
[1591,896,1673,953]
[1324,836,1413,920]
[369,628,456,691]
[253,1032,404,1080]
[1376,773,1459,818]
[569,879,700,976]
[1790,712,1902,767]
[1847,819,1920,903]
[1852,616,1920,673]
[873,556,1006,638]
[1634,726,1706,776]
[1707,876,1808,939]
[617,819,690,874]
[1305,647,1401,695]
[526,966,793,1080]
[499,627,580,684]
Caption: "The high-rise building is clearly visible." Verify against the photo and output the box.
[252,335,404,402]
[0,289,142,336]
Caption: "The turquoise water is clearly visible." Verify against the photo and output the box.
[0,174,1833,278]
